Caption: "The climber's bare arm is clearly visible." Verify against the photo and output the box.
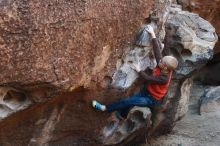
[132,60,168,84]
[145,26,162,65]
[139,71,168,84]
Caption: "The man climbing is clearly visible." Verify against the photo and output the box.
[92,25,178,119]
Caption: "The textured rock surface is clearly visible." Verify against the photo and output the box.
[0,88,150,146]
[177,0,220,35]
[177,0,220,54]
[0,0,157,145]
[103,4,217,143]
[101,107,151,145]
[0,87,32,119]
[165,5,218,79]
[171,78,192,121]
[112,0,172,89]
[147,5,217,138]
[0,0,153,89]
[0,1,219,146]
[149,78,192,137]
[199,86,220,115]
[0,88,108,146]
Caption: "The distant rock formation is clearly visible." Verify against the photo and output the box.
[199,86,220,115]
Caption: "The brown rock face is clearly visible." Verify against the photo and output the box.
[0,88,108,146]
[0,0,153,89]
[0,0,157,145]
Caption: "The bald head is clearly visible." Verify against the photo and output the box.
[161,56,178,71]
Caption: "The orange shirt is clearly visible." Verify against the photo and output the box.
[147,67,172,100]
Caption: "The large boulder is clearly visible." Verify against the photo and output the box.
[149,78,192,137]
[94,4,218,144]
[164,5,218,79]
[101,107,151,145]
[177,0,220,35]
[177,0,220,54]
[0,0,154,90]
[0,88,110,146]
[148,4,218,138]
[0,0,158,145]
[177,0,220,85]
[111,0,172,89]
[0,1,218,146]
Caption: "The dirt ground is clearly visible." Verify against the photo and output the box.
[146,81,220,146]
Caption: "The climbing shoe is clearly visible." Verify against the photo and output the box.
[92,100,104,111]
